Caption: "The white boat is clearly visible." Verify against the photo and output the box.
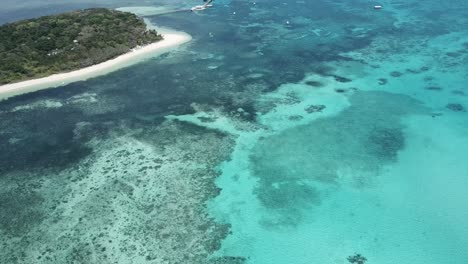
[191,0,213,11]
[191,5,206,11]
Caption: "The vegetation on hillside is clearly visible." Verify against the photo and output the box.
[0,8,163,84]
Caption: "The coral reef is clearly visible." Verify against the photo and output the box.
[446,103,465,112]
[335,88,348,93]
[390,71,403,77]
[305,80,325,87]
[452,90,465,96]
[333,75,353,83]
[378,78,388,85]
[305,104,326,113]
[347,253,367,264]
[425,86,442,91]
[0,121,238,264]
[288,115,304,121]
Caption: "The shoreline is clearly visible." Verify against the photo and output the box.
[0,31,191,101]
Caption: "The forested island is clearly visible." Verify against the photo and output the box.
[0,8,163,85]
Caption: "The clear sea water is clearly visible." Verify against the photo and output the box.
[1,0,467,263]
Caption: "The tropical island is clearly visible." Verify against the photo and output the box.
[0,8,191,100]
[0,8,163,84]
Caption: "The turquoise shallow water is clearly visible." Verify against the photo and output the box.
[1,0,468,263]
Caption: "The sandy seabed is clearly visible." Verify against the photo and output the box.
[0,31,191,101]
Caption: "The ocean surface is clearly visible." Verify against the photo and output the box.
[1,0,468,263]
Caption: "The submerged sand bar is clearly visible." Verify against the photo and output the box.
[0,31,191,101]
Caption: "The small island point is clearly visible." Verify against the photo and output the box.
[0,8,191,101]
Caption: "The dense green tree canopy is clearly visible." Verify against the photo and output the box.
[0,8,163,84]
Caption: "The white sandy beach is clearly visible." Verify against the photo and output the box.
[0,31,191,101]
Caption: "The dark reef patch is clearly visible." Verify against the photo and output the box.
[335,88,347,93]
[390,71,403,77]
[251,91,427,227]
[452,90,465,96]
[305,80,325,87]
[406,68,421,74]
[446,103,465,112]
[445,52,461,58]
[305,104,326,113]
[288,115,304,121]
[420,66,430,72]
[209,256,247,264]
[367,128,405,161]
[347,253,368,264]
[333,75,353,83]
[378,78,388,85]
[425,86,443,91]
